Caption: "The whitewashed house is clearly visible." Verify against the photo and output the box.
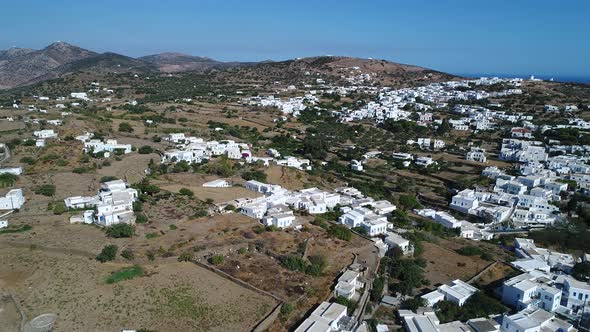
[0,189,25,210]
[33,129,57,139]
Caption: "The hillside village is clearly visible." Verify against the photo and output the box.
[1,51,590,332]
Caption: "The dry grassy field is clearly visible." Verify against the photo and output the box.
[420,241,490,287]
[0,242,275,332]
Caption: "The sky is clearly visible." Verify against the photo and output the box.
[1,0,589,79]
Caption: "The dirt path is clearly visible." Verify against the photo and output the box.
[0,240,97,259]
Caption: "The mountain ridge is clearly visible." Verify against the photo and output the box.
[0,42,439,90]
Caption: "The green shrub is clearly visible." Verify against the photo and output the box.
[435,292,505,323]
[52,201,67,215]
[179,188,194,197]
[335,295,358,314]
[398,195,422,210]
[327,225,352,241]
[242,170,267,182]
[105,265,143,284]
[121,249,135,260]
[0,173,18,187]
[178,252,194,262]
[119,122,134,133]
[20,156,35,165]
[34,184,56,196]
[280,302,293,318]
[145,232,159,239]
[101,176,118,182]
[72,167,89,174]
[352,226,368,235]
[138,145,154,154]
[210,254,225,265]
[0,224,32,235]
[106,224,134,238]
[132,200,143,212]
[97,244,118,262]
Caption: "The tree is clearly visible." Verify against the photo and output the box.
[335,296,358,314]
[242,170,267,182]
[96,244,118,262]
[118,122,134,133]
[573,261,590,281]
[398,194,422,210]
[138,145,154,154]
[106,224,134,238]
[179,188,194,197]
[403,296,427,311]
[352,226,368,235]
[328,225,352,241]
[370,277,384,301]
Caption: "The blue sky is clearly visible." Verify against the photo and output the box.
[2,0,589,78]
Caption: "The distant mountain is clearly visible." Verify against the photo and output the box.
[0,42,453,90]
[0,47,35,61]
[24,52,157,86]
[0,42,96,89]
[140,52,220,72]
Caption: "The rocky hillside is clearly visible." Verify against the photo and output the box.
[0,42,96,89]
[139,52,220,72]
[0,42,454,90]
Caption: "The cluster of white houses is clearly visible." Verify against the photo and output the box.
[449,164,567,227]
[403,237,588,332]
[161,133,312,171]
[400,306,576,332]
[65,180,138,226]
[33,129,58,147]
[224,180,397,237]
[76,132,133,156]
[415,209,493,241]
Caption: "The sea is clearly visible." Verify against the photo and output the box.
[455,73,590,84]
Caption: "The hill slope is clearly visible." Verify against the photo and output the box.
[140,52,220,72]
[0,42,96,89]
[0,42,455,90]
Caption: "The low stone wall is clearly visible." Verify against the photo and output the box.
[191,260,284,303]
[190,260,285,331]
[252,302,283,332]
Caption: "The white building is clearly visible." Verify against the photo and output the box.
[334,269,363,300]
[501,308,575,332]
[202,179,231,188]
[421,279,478,307]
[501,271,561,312]
[0,189,25,210]
[84,139,133,155]
[384,232,412,255]
[64,180,137,226]
[33,129,57,139]
[466,147,487,163]
[0,167,23,175]
[294,301,349,332]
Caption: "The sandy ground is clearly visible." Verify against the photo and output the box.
[154,173,262,203]
[0,295,21,332]
[0,244,275,332]
[421,241,490,287]
[97,153,154,184]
